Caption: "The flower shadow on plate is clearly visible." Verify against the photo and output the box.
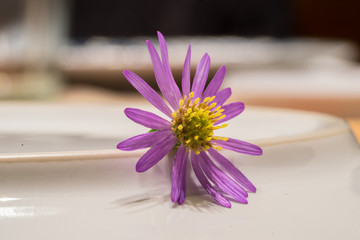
[111,188,230,213]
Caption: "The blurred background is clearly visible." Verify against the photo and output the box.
[0,0,359,126]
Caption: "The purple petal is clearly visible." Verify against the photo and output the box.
[117,129,173,151]
[208,148,256,192]
[177,165,187,204]
[215,102,245,125]
[199,152,248,204]
[123,70,172,118]
[214,138,263,156]
[191,54,211,99]
[202,65,226,100]
[191,151,231,208]
[171,145,188,204]
[213,87,232,106]
[157,32,182,104]
[136,135,177,172]
[182,44,191,97]
[124,108,171,130]
[147,40,181,110]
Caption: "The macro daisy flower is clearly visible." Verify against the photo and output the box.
[117,32,262,208]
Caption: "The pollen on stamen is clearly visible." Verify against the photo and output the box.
[203,97,211,103]
[214,106,221,112]
[171,92,229,153]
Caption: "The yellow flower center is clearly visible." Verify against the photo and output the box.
[171,92,229,154]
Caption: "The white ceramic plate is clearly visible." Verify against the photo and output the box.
[0,103,348,162]
[0,103,359,240]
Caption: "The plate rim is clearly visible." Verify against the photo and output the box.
[0,103,351,163]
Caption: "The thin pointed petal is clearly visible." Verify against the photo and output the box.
[171,145,188,204]
[213,87,232,106]
[182,45,191,97]
[157,32,182,104]
[191,54,211,99]
[136,135,177,172]
[147,40,180,110]
[124,108,171,130]
[123,70,172,118]
[177,167,187,204]
[117,129,173,151]
[208,148,256,192]
[202,65,226,99]
[199,152,248,204]
[191,151,231,208]
[214,138,263,156]
[215,102,245,125]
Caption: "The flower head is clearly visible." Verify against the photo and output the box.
[117,32,262,207]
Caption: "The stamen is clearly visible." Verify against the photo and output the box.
[209,102,217,109]
[171,93,229,153]
[203,97,211,103]
[214,106,221,112]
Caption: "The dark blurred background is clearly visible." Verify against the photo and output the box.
[69,0,360,44]
[70,0,293,38]
[0,0,360,118]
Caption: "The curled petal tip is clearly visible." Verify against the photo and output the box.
[116,142,123,150]
[135,159,146,172]
[157,31,164,37]
[146,40,153,46]
[223,202,232,208]
[246,183,257,193]
[256,147,263,156]
[251,147,263,156]
[171,190,179,202]
[135,164,146,173]
[123,107,131,115]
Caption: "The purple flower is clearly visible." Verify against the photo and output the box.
[117,32,262,208]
